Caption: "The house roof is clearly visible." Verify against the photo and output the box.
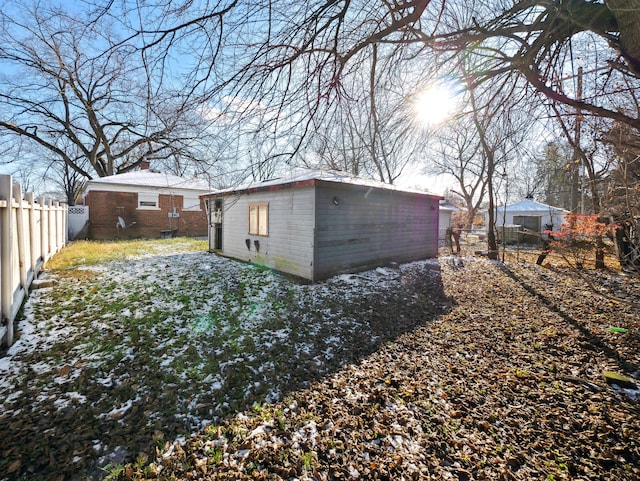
[85,170,210,192]
[496,199,569,214]
[204,168,442,198]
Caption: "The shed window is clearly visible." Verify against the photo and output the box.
[138,192,160,210]
[249,203,269,236]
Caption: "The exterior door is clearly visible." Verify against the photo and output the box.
[213,199,223,250]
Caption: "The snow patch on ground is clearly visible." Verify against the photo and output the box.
[0,243,444,474]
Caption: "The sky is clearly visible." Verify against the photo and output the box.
[0,0,462,200]
[397,170,454,196]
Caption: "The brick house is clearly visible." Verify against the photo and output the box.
[83,168,210,240]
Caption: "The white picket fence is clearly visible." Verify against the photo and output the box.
[0,174,67,347]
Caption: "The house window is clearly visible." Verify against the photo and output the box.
[138,192,160,210]
[183,194,201,211]
[249,203,268,236]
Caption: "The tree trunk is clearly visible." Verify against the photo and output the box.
[595,236,605,269]
[486,157,498,260]
[607,0,640,72]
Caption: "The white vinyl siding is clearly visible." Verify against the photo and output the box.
[219,188,315,279]
[313,184,439,279]
[212,182,440,281]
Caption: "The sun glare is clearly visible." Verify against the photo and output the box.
[414,84,457,125]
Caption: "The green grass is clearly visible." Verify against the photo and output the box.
[9,236,411,479]
[40,237,298,399]
[46,237,207,270]
[100,463,125,480]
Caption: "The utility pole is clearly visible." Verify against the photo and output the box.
[571,67,583,213]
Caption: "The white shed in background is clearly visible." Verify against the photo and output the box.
[487,198,569,243]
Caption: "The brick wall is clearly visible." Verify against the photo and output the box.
[85,190,208,240]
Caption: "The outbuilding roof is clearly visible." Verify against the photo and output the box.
[439,200,460,212]
[495,199,569,213]
[205,168,441,198]
[85,170,210,192]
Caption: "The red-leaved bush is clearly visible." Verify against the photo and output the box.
[546,213,609,268]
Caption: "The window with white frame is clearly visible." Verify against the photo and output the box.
[183,194,202,211]
[248,203,268,236]
[138,192,160,210]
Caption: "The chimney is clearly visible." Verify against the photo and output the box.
[140,160,150,170]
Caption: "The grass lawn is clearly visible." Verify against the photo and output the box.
[1,237,444,480]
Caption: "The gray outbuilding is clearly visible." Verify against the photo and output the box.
[202,169,442,281]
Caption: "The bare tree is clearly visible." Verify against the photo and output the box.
[428,0,640,130]
[95,1,638,198]
[605,124,640,270]
[550,101,616,268]
[209,0,640,134]
[532,141,574,209]
[301,43,427,183]
[427,116,487,230]
[52,160,87,206]
[467,78,530,260]
[6,0,638,222]
[426,68,534,257]
[0,1,207,184]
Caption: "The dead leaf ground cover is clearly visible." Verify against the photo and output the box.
[119,258,640,480]
[1,240,639,480]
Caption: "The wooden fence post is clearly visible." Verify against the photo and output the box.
[26,192,37,276]
[48,199,54,261]
[0,174,14,346]
[39,196,47,266]
[14,184,27,292]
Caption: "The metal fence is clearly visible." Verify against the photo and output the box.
[0,174,67,347]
